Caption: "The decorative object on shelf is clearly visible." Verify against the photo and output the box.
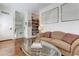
[61,3,79,22]
[41,7,59,24]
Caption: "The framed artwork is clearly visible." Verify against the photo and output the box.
[61,3,79,22]
[41,7,59,24]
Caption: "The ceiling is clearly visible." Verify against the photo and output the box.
[0,3,52,12]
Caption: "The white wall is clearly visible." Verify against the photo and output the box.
[40,3,79,35]
[43,20,79,35]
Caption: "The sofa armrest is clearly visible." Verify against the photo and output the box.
[72,46,79,56]
[36,33,44,38]
[71,38,79,55]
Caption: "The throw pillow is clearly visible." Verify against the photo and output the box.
[63,33,79,44]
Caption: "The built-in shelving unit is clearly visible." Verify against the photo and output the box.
[32,13,39,35]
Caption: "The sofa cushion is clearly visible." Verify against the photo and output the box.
[51,39,71,51]
[63,33,79,44]
[40,37,52,42]
[40,32,51,38]
[51,31,66,40]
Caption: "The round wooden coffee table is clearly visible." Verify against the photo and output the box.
[21,40,61,56]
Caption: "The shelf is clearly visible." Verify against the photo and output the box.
[32,13,39,36]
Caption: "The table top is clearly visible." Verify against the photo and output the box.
[22,40,61,56]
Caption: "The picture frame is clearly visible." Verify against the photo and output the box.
[61,3,79,22]
[41,7,59,24]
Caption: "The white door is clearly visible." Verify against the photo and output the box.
[15,11,24,38]
[0,11,14,40]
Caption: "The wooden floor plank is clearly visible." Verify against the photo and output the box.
[0,38,26,56]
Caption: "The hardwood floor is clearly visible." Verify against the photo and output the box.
[15,38,26,56]
[0,38,26,56]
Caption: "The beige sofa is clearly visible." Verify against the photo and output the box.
[36,31,79,56]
